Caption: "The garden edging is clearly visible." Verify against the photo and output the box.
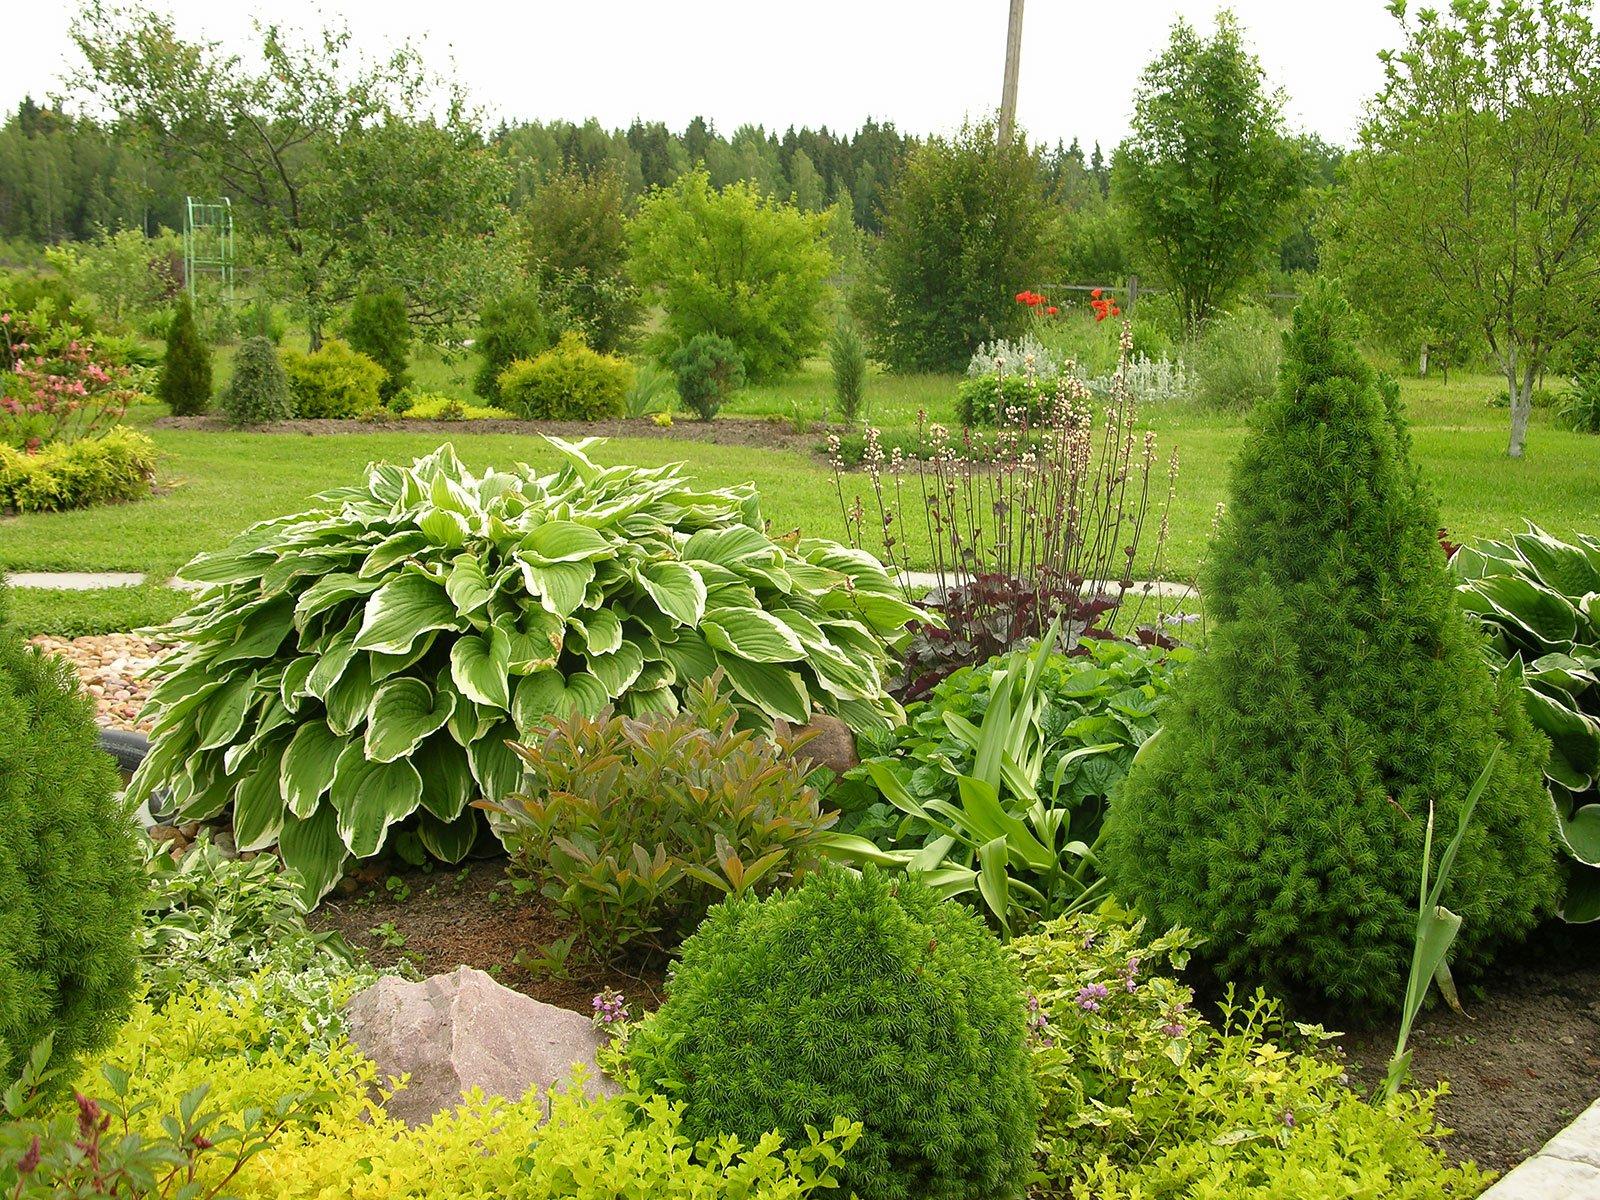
[1479,1096,1600,1197]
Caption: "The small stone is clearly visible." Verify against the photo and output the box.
[776,712,860,778]
[344,966,617,1126]
[178,821,201,839]
[147,824,182,844]
[212,832,237,857]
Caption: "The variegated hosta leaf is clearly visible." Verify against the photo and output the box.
[134,438,930,904]
[1456,525,1600,919]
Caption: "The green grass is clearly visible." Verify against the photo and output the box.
[5,583,191,638]
[3,361,1594,636]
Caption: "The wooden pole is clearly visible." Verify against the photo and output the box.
[999,0,1025,144]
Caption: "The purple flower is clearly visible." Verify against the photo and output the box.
[1160,1021,1186,1039]
[1076,983,1108,1012]
[1282,1109,1297,1129]
[590,988,629,1028]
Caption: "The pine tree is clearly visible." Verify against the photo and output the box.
[157,293,211,415]
[0,585,141,1083]
[1104,284,1556,1014]
[345,289,412,402]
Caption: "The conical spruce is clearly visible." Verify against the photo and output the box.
[157,293,212,416]
[1104,284,1556,1015]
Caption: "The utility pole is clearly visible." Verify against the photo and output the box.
[998,0,1025,143]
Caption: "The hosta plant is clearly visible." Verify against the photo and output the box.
[128,438,922,904]
[1452,525,1600,921]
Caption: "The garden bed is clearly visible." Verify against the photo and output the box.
[308,857,667,1017]
[28,631,164,730]
[154,412,832,452]
[313,852,1600,1178]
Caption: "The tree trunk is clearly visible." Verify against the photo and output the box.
[1507,354,1534,459]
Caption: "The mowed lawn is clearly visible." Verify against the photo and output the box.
[2,360,1595,636]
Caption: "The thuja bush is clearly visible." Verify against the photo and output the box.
[497,332,633,420]
[344,289,412,402]
[472,286,559,402]
[221,336,292,424]
[282,338,385,418]
[155,293,210,415]
[128,439,923,903]
[490,675,837,961]
[0,587,141,1085]
[1104,285,1556,1012]
[626,867,1037,1200]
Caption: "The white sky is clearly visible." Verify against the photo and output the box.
[10,1,1402,150]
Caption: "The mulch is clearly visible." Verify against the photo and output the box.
[154,412,831,454]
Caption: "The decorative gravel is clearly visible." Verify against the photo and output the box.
[27,633,167,731]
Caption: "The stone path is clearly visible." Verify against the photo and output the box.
[1479,1097,1600,1198]
[10,569,1200,599]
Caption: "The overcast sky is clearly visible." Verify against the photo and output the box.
[10,1,1402,151]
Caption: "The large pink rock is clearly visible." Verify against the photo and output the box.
[345,966,616,1126]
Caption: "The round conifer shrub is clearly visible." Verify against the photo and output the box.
[670,332,745,421]
[221,336,292,424]
[156,293,212,416]
[625,867,1036,1200]
[1104,283,1556,1014]
[0,587,141,1084]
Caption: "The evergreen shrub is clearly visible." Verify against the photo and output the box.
[1104,284,1556,1012]
[155,293,210,415]
[626,867,1037,1200]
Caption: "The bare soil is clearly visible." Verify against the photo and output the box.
[155,412,829,454]
[1337,920,1600,1174]
[308,856,667,1017]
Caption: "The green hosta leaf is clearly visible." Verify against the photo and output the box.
[281,720,343,818]
[179,543,273,585]
[354,572,464,655]
[365,677,457,763]
[662,628,717,683]
[714,653,810,723]
[415,735,476,821]
[445,554,493,615]
[1561,804,1600,867]
[702,608,805,663]
[418,505,470,549]
[195,673,258,752]
[279,657,317,710]
[1559,860,1600,924]
[640,560,706,626]
[1513,527,1600,598]
[232,758,286,853]
[305,618,360,700]
[519,520,612,564]
[324,656,375,736]
[1524,685,1600,789]
[451,629,511,709]
[418,809,479,863]
[280,805,347,906]
[571,608,623,655]
[682,525,772,565]
[330,745,423,859]
[368,632,438,684]
[1462,573,1580,651]
[512,670,608,733]
[497,610,564,673]
[468,724,523,809]
[360,530,429,578]
[515,558,594,619]
[294,573,379,629]
[586,639,646,699]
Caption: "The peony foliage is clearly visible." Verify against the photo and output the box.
[129,438,921,903]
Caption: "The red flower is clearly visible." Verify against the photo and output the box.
[1015,291,1028,303]
[1091,288,1103,299]
[1110,305,1121,317]
[1046,306,1058,315]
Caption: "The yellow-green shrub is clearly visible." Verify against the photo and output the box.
[10,976,859,1200]
[0,427,156,512]
[282,339,385,418]
[1011,908,1492,1199]
[401,394,515,420]
[497,333,633,420]
[246,1084,858,1200]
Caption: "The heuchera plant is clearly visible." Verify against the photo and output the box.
[1,313,139,449]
